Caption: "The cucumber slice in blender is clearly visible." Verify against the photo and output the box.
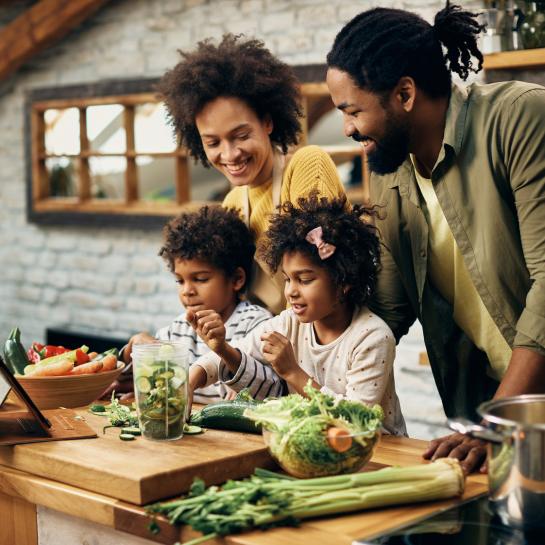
[157,344,175,360]
[135,376,152,394]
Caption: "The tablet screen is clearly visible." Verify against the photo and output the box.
[0,373,9,406]
[0,355,51,429]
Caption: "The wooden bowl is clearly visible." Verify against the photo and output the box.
[16,363,125,409]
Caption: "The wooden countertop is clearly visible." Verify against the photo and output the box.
[0,427,488,545]
[0,400,275,505]
[0,395,488,544]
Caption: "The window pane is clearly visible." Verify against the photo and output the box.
[137,156,175,202]
[308,106,357,186]
[89,156,126,199]
[135,103,176,152]
[45,157,78,197]
[307,106,344,146]
[44,108,80,155]
[189,160,227,202]
[87,104,126,153]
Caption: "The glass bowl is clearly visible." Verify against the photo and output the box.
[262,426,380,478]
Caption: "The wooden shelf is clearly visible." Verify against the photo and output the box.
[321,145,362,164]
[484,48,545,70]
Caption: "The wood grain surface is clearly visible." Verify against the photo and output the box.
[0,406,275,505]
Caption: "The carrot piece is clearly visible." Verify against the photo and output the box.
[100,354,118,372]
[28,359,74,377]
[326,427,353,453]
[69,360,103,375]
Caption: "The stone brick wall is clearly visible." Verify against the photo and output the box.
[0,0,481,437]
[1,0,463,344]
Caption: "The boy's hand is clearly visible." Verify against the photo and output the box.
[260,332,298,378]
[125,332,157,364]
[191,310,227,354]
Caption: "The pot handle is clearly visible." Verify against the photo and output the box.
[447,418,504,444]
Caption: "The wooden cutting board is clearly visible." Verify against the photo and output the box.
[0,406,275,505]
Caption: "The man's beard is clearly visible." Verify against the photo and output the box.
[352,113,410,175]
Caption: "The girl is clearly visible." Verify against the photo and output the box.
[189,194,407,435]
[159,34,346,314]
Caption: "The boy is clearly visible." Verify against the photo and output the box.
[122,205,271,403]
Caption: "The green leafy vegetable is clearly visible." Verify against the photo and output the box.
[90,393,139,434]
[244,382,383,477]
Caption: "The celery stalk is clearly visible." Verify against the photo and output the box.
[151,458,465,545]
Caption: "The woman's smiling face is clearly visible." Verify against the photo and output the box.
[195,96,275,188]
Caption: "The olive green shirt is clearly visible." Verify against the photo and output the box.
[370,81,545,419]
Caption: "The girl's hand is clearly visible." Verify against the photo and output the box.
[191,310,227,354]
[224,386,238,400]
[260,331,298,378]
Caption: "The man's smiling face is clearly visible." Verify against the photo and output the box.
[326,67,411,175]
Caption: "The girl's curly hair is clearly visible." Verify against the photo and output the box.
[158,33,302,167]
[259,193,381,307]
[159,205,255,292]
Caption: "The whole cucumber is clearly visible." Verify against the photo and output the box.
[3,328,29,375]
[190,401,261,434]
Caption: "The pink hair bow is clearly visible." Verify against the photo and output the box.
[305,226,336,260]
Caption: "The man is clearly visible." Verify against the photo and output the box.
[326,3,545,473]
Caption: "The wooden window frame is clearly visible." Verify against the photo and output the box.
[25,66,366,228]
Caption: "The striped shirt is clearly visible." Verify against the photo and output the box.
[155,301,271,404]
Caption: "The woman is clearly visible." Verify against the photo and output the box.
[159,34,346,314]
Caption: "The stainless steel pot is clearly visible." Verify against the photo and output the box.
[448,394,545,529]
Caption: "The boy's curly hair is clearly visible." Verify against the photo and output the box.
[158,33,302,167]
[259,193,381,307]
[159,205,255,292]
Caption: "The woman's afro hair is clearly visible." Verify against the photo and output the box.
[158,33,302,166]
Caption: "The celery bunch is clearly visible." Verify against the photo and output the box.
[148,458,465,545]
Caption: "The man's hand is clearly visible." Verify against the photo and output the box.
[260,331,299,377]
[124,332,157,364]
[423,348,545,474]
[189,310,227,354]
[423,432,488,474]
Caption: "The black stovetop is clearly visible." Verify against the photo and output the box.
[354,495,545,545]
